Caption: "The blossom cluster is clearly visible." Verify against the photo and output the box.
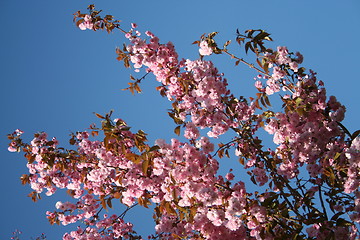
[125,27,255,139]
[10,120,275,239]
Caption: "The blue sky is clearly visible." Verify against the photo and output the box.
[1,0,360,238]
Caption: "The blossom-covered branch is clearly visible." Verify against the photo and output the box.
[8,4,360,240]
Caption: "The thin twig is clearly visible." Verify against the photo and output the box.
[222,50,271,77]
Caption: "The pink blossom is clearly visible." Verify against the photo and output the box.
[306,224,320,238]
[14,129,24,136]
[225,172,234,181]
[289,61,298,72]
[79,15,93,30]
[8,145,17,152]
[199,41,213,56]
[207,209,225,226]
[184,122,200,139]
[84,14,91,21]
[255,80,263,89]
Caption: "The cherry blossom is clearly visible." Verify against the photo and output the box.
[199,41,213,56]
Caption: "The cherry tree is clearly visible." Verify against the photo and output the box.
[8,5,360,240]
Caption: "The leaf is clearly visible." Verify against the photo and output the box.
[69,137,76,145]
[113,192,121,199]
[298,107,307,116]
[329,168,336,186]
[245,42,250,54]
[236,37,245,45]
[107,198,113,208]
[164,202,177,216]
[67,189,75,197]
[208,32,218,38]
[179,211,184,221]
[101,196,107,210]
[223,40,231,49]
[20,174,30,185]
[256,58,262,68]
[94,112,105,119]
[189,206,197,222]
[260,95,266,107]
[295,97,303,106]
[172,189,178,203]
[155,206,161,218]
[254,31,270,41]
[250,175,257,185]
[264,62,269,73]
[134,83,142,93]
[225,149,230,158]
[171,233,181,239]
[264,95,271,107]
[254,99,262,110]
[141,197,151,208]
[125,153,140,164]
[123,57,130,68]
[28,191,41,202]
[149,145,160,152]
[174,126,181,136]
[142,158,149,176]
[331,211,344,221]
[333,152,341,161]
[218,149,224,158]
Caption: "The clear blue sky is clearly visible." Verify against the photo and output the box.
[1,0,360,238]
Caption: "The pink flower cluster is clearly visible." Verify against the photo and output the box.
[13,124,275,239]
[152,139,268,238]
[258,46,304,95]
[126,31,255,138]
[263,72,348,181]
[7,129,23,152]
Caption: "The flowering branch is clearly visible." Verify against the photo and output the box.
[8,4,360,240]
